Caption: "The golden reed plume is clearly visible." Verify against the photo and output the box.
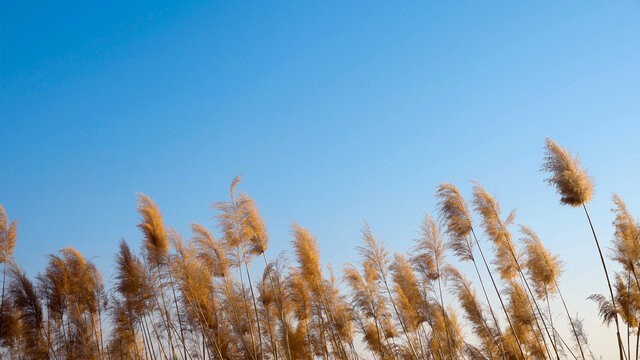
[542,137,594,207]
[136,193,169,266]
[543,138,626,360]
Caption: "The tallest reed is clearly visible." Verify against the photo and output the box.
[542,137,625,360]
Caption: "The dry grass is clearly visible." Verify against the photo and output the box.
[0,138,638,360]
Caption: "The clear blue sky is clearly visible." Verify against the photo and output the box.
[2,1,639,357]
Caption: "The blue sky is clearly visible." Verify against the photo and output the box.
[2,1,639,357]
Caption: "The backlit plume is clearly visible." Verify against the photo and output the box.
[542,137,594,207]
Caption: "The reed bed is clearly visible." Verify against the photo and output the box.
[0,138,637,360]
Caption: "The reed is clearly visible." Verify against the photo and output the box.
[473,183,559,359]
[0,205,18,342]
[519,226,585,360]
[610,194,640,360]
[437,182,525,359]
[543,137,625,360]
[358,222,421,359]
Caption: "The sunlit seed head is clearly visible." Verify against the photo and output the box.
[542,137,594,207]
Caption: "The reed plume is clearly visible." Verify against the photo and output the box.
[344,263,394,359]
[506,280,546,359]
[265,256,294,359]
[258,260,284,360]
[192,223,231,278]
[471,184,519,281]
[136,194,169,267]
[359,319,385,358]
[413,214,458,358]
[436,183,474,262]
[519,226,572,358]
[611,194,640,288]
[588,291,619,332]
[445,265,501,359]
[429,302,463,360]
[610,194,640,360]
[542,137,625,360]
[291,223,322,293]
[63,248,106,358]
[436,183,517,358]
[108,298,142,359]
[136,193,184,359]
[390,254,424,334]
[243,195,293,359]
[542,138,593,207]
[291,222,350,359]
[112,240,154,360]
[614,274,640,360]
[519,227,562,300]
[243,197,269,257]
[193,222,253,358]
[474,183,561,359]
[0,205,18,265]
[113,240,153,323]
[325,266,357,359]
[35,248,105,359]
[392,252,442,358]
[0,204,18,345]
[214,176,267,360]
[358,222,420,360]
[9,263,48,359]
[37,254,70,357]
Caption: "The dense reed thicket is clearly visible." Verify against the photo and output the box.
[1,138,638,360]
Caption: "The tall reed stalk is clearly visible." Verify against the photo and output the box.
[358,223,420,360]
[543,137,625,360]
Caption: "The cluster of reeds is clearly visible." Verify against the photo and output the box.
[0,138,638,360]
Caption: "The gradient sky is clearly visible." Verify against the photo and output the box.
[2,1,640,357]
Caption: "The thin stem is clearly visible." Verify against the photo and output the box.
[154,265,179,359]
[236,259,258,358]
[583,204,626,360]
[626,271,631,359]
[552,269,586,360]
[0,261,6,342]
[166,263,188,360]
[470,228,527,360]
[436,268,456,359]
[516,270,552,360]
[471,257,507,359]
[381,273,420,360]
[243,258,265,360]
[262,253,292,360]
[222,274,257,360]
[636,327,640,360]
[545,290,559,358]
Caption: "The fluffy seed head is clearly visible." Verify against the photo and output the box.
[242,198,269,255]
[136,194,169,265]
[290,222,322,290]
[192,223,231,277]
[542,138,594,207]
[519,226,563,298]
[611,194,640,272]
[436,183,474,259]
[0,204,18,264]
